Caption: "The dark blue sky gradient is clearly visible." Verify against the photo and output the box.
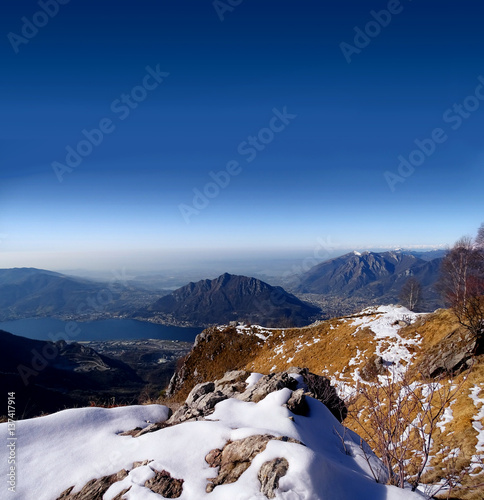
[1,0,484,270]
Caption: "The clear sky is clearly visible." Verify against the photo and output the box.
[1,0,484,271]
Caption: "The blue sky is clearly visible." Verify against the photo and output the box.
[1,0,484,271]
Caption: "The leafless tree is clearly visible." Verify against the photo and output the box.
[439,235,484,353]
[347,368,466,494]
[399,277,422,311]
[476,222,484,249]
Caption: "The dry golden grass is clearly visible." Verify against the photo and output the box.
[245,316,378,379]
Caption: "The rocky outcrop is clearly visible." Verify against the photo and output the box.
[56,461,184,500]
[285,388,309,415]
[166,368,346,426]
[205,435,299,494]
[56,470,129,499]
[167,370,250,425]
[419,328,476,377]
[144,469,184,498]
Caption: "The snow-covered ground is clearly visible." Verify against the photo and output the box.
[349,305,422,379]
[469,384,484,473]
[0,378,424,500]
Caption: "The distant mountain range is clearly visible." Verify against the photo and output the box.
[0,250,445,328]
[137,273,320,327]
[295,250,443,312]
[0,267,160,321]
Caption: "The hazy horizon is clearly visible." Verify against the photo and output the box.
[0,244,447,278]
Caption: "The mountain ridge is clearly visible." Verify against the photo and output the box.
[295,250,443,311]
[139,272,320,328]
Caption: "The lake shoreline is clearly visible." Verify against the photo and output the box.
[0,317,203,343]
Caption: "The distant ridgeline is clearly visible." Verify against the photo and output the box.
[0,250,443,327]
[135,273,320,328]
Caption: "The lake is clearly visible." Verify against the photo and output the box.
[0,318,202,343]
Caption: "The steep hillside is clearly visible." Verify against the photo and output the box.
[295,250,443,313]
[0,330,144,418]
[167,306,484,498]
[139,273,320,327]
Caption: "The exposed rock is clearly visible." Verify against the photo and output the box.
[167,388,228,425]
[133,421,169,437]
[167,371,251,425]
[56,469,128,499]
[133,459,153,468]
[144,469,184,498]
[289,368,347,422]
[119,426,142,437]
[238,372,299,403]
[205,435,301,493]
[166,360,188,397]
[57,463,183,499]
[360,355,387,382]
[284,388,309,416]
[216,369,251,394]
[111,488,131,500]
[206,435,274,492]
[419,328,476,377]
[258,457,289,499]
[167,368,346,425]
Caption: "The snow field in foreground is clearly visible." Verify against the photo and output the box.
[0,384,425,500]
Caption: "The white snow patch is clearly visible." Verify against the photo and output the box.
[347,305,423,382]
[245,372,264,388]
[437,400,455,433]
[469,384,484,472]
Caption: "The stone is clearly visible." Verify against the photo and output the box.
[205,435,303,493]
[144,469,184,498]
[206,435,274,492]
[360,355,387,382]
[258,457,289,499]
[285,388,309,416]
[167,389,227,425]
[289,368,347,422]
[56,469,128,499]
[167,371,251,425]
[238,372,299,403]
